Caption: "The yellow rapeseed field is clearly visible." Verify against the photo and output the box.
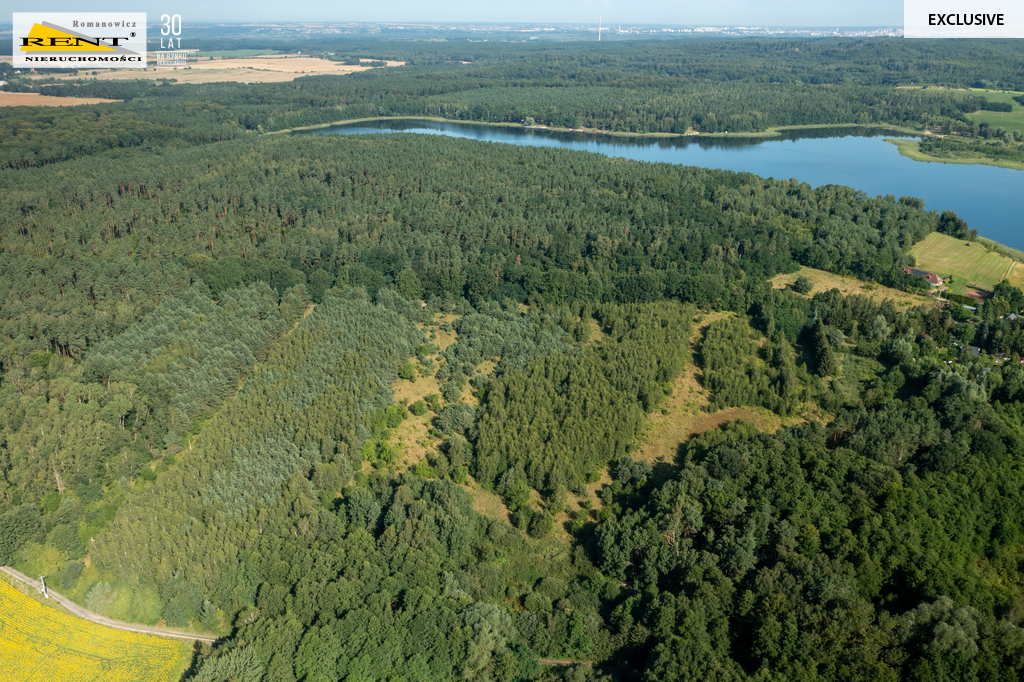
[0,580,191,682]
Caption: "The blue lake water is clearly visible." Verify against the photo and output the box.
[300,120,1024,251]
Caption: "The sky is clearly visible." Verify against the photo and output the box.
[13,1,904,27]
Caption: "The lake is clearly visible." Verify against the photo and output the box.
[299,119,1024,251]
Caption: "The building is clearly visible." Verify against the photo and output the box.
[902,267,942,286]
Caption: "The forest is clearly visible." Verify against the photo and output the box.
[0,36,1023,682]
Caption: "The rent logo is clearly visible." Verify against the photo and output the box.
[13,13,147,68]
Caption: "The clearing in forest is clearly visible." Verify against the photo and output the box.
[0,579,191,682]
[965,89,1024,132]
[631,312,815,485]
[910,232,1021,294]
[388,313,489,472]
[770,266,928,308]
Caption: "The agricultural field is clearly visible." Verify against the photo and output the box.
[0,92,120,107]
[770,265,930,308]
[0,580,191,682]
[966,89,1024,132]
[192,49,283,59]
[909,232,1022,294]
[24,55,405,84]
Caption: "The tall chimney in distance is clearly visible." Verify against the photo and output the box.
[598,14,602,41]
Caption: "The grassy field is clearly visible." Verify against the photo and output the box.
[0,92,120,107]
[0,579,191,682]
[966,89,1024,133]
[770,266,931,308]
[910,232,1023,294]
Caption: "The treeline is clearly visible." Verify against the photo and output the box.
[0,101,244,169]
[417,84,982,134]
[12,74,985,140]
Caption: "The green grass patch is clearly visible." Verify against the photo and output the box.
[910,232,1016,293]
[966,89,1024,133]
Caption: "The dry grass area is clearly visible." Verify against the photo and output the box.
[0,91,119,107]
[23,55,404,85]
[464,475,511,524]
[430,314,460,351]
[391,372,442,470]
[771,266,929,308]
[387,315,500,475]
[629,311,815,486]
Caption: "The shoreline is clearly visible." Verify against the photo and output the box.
[885,138,1024,171]
[271,116,925,139]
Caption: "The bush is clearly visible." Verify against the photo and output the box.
[528,511,555,538]
[434,404,476,435]
[409,400,428,416]
[59,561,84,590]
[441,380,461,404]
[792,275,813,294]
[524,592,552,613]
[413,460,437,478]
[398,363,417,381]
[49,523,85,559]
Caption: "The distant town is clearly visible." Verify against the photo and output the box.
[0,21,903,44]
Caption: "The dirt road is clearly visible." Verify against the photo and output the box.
[0,566,219,642]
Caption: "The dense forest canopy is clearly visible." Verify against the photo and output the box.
[0,132,941,365]
[0,36,1022,682]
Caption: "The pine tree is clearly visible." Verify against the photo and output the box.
[814,321,839,378]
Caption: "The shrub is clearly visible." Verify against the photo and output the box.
[59,561,84,590]
[85,582,117,615]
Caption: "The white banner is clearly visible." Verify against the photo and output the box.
[905,1,1022,38]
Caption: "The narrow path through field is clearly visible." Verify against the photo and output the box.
[0,567,219,643]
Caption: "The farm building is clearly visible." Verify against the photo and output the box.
[903,267,943,286]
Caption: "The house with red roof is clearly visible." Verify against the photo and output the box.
[902,267,942,286]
